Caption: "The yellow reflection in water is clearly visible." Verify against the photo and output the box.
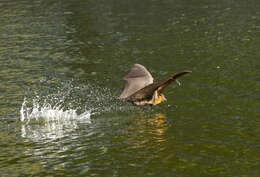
[150,113,168,143]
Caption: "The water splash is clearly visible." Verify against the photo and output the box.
[19,79,94,141]
[19,78,133,141]
[20,97,91,142]
[20,98,91,123]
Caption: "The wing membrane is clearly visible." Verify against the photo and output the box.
[119,64,153,99]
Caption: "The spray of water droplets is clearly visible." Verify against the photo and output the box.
[19,77,135,141]
[19,79,99,141]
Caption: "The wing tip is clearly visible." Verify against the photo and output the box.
[183,70,192,73]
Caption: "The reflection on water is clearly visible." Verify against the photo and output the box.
[150,113,168,143]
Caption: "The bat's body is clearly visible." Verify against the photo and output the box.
[119,64,191,106]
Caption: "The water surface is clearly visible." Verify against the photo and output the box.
[0,0,259,176]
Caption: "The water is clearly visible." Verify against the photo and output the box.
[0,0,259,176]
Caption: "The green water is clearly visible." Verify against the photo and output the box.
[0,0,259,176]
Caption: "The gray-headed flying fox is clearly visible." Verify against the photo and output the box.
[119,64,191,106]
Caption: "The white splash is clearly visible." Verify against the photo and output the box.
[20,98,91,122]
[20,98,91,142]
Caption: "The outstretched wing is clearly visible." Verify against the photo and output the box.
[128,71,192,101]
[119,64,153,99]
